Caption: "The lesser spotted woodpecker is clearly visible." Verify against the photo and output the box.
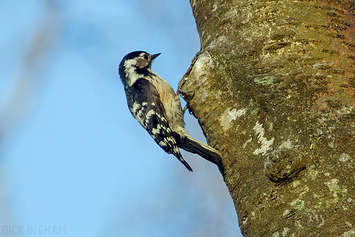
[118,51,225,176]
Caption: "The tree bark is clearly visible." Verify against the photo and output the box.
[179,0,355,236]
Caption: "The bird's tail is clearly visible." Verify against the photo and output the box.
[177,133,225,177]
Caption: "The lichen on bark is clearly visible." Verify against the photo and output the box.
[180,0,355,236]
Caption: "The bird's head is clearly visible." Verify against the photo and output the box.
[119,51,160,87]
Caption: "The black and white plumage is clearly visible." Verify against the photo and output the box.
[118,51,225,176]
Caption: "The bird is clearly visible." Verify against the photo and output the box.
[118,51,225,177]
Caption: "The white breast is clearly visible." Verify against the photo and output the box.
[147,71,186,131]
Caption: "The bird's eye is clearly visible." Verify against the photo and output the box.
[143,54,149,60]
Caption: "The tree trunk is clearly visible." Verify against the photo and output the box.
[179,0,355,236]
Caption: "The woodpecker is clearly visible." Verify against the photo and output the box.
[118,51,225,176]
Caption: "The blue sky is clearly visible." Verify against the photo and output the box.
[0,1,242,236]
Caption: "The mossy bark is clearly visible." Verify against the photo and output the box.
[179,0,355,236]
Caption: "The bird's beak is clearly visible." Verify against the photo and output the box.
[151,53,161,60]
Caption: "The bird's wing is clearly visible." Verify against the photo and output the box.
[126,78,192,171]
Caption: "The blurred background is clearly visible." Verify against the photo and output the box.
[0,0,242,236]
